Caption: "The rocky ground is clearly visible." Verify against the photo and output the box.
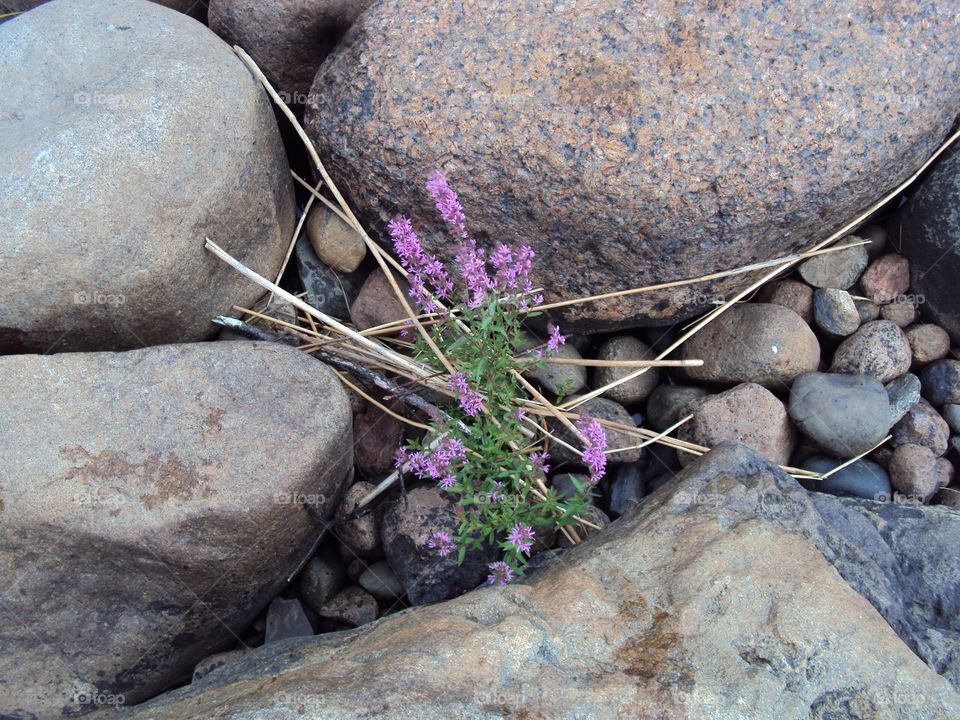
[0,0,959,718]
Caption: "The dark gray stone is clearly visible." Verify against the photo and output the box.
[886,373,922,425]
[265,598,315,644]
[299,545,347,613]
[295,234,363,320]
[645,384,710,432]
[359,561,405,601]
[607,463,645,518]
[800,455,892,502]
[921,360,960,406]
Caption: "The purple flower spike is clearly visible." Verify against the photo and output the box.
[448,371,485,417]
[507,523,536,555]
[388,215,453,312]
[486,561,515,586]
[428,530,456,557]
[426,169,469,240]
[576,412,607,484]
[546,324,565,353]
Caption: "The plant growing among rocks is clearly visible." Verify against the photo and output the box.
[390,170,606,582]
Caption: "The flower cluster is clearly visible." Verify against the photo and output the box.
[392,170,600,585]
[576,412,608,484]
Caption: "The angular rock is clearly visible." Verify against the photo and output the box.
[209,0,374,105]
[593,335,659,405]
[899,145,960,344]
[889,444,939,502]
[645,384,711,432]
[678,383,796,466]
[682,303,820,388]
[551,397,642,465]
[306,205,367,273]
[296,234,363,320]
[892,398,950,457]
[813,287,860,337]
[886,373,922,425]
[350,268,411,332]
[920,359,960,406]
[305,0,960,331]
[789,372,892,458]
[860,254,911,304]
[606,462,645,518]
[798,239,868,289]
[318,586,379,627]
[754,278,814,323]
[0,342,353,716]
[380,486,493,605]
[0,0,295,353]
[880,298,918,327]
[830,320,912,383]
[907,323,952,366]
[334,482,381,558]
[854,297,881,324]
[123,445,960,719]
[299,544,347,613]
[265,598,315,644]
[800,455,892,501]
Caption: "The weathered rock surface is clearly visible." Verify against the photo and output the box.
[122,444,960,719]
[0,342,353,717]
[593,335,659,404]
[305,0,960,331]
[0,0,295,352]
[682,303,820,387]
[209,0,374,105]
[1,0,207,19]
[831,320,913,383]
[900,145,960,344]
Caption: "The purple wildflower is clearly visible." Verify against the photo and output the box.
[426,169,469,240]
[507,523,536,554]
[513,407,527,422]
[576,412,607,484]
[529,451,550,475]
[439,473,457,490]
[388,215,453,312]
[455,238,494,308]
[486,561,515,586]
[547,323,565,353]
[428,530,456,557]
[448,371,485,417]
[486,481,505,503]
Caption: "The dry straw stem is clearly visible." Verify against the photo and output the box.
[272,177,323,295]
[529,357,703,369]
[820,435,892,479]
[560,126,960,413]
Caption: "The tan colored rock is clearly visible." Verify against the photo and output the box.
[683,303,820,388]
[678,383,796,466]
[307,206,367,273]
[0,342,353,716]
[594,335,659,404]
[123,445,960,720]
[755,278,814,323]
[906,323,951,365]
[350,269,411,331]
[335,481,381,558]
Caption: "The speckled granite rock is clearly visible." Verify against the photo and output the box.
[900,146,960,344]
[0,342,353,717]
[0,0,295,352]
[0,0,207,18]
[305,0,960,331]
[120,445,960,720]
[209,0,373,105]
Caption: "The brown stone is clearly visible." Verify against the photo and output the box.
[594,335,660,405]
[860,254,911,303]
[888,443,938,502]
[318,586,379,627]
[682,303,820,388]
[891,398,950,457]
[304,0,959,331]
[678,383,796,466]
[209,0,374,104]
[880,298,918,327]
[550,396,643,465]
[335,482,381,558]
[906,323,951,365]
[306,206,367,273]
[831,320,912,383]
[350,269,411,332]
[755,279,814,323]
[353,401,404,477]
[0,342,353,716]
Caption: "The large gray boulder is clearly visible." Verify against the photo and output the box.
[121,444,960,718]
[0,0,294,353]
[305,0,960,331]
[0,342,353,717]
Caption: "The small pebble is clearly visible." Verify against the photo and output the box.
[906,324,951,366]
[645,384,710,432]
[801,455,892,501]
[854,298,881,324]
[295,235,362,320]
[830,320,912,383]
[755,279,814,323]
[859,224,888,260]
[885,373,921,425]
[888,443,938,502]
[919,359,960,406]
[335,482,381,558]
[891,398,950,456]
[798,240,868,289]
[519,332,587,397]
[860,253,910,303]
[607,462,645,518]
[789,372,892,458]
[299,545,347,613]
[934,457,955,489]
[941,404,960,434]
[879,299,917,327]
[550,397,642,464]
[318,586,379,627]
[594,335,659,405]
[549,473,591,502]
[813,288,860,337]
[350,269,410,332]
[358,561,405,601]
[264,597,314,644]
[933,486,960,510]
[306,206,366,273]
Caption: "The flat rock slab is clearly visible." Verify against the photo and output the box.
[122,444,960,719]
[306,0,960,331]
[0,342,353,717]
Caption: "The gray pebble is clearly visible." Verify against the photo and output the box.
[264,597,314,644]
[801,455,892,501]
[885,373,921,425]
[814,288,861,337]
[359,561,405,601]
